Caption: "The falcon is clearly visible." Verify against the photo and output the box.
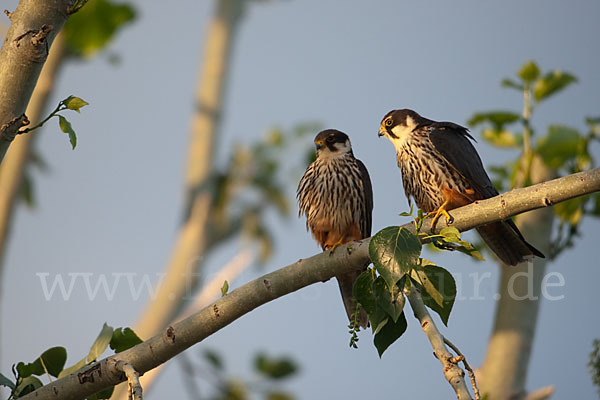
[378,109,544,266]
[297,129,373,327]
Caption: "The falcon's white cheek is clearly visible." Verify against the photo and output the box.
[337,140,352,154]
[389,125,413,149]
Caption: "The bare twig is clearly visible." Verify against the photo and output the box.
[444,337,480,400]
[114,361,142,400]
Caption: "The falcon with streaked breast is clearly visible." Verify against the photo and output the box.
[378,109,544,266]
[297,129,373,327]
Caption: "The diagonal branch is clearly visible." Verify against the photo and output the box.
[19,169,600,400]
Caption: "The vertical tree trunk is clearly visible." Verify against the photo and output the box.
[133,0,244,341]
[479,157,556,399]
[113,3,246,398]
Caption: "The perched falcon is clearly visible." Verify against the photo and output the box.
[378,109,544,266]
[297,129,373,327]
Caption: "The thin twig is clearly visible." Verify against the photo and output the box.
[444,337,480,400]
[114,361,142,400]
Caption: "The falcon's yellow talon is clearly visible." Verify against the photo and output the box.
[428,200,454,227]
[328,238,345,255]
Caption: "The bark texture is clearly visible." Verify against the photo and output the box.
[0,0,75,163]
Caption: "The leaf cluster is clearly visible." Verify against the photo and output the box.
[353,224,472,357]
[193,349,299,400]
[206,123,319,261]
[0,323,141,399]
[63,0,136,59]
[468,60,600,258]
[590,339,600,397]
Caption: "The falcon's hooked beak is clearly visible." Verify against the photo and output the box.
[314,139,324,150]
[378,123,387,137]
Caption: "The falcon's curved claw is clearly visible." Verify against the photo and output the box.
[428,199,454,228]
[327,238,346,256]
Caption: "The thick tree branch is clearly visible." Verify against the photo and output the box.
[0,0,75,164]
[20,169,600,400]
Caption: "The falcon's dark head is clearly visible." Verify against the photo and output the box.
[378,109,425,143]
[313,129,352,159]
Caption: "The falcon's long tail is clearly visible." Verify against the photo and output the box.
[476,219,545,266]
[336,271,369,329]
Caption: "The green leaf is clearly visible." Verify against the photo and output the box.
[518,60,540,83]
[353,271,388,330]
[203,349,224,371]
[439,227,460,242]
[481,128,522,148]
[369,227,422,289]
[221,280,229,297]
[109,327,142,353]
[63,0,136,57]
[500,78,524,91]
[468,111,521,130]
[0,372,15,390]
[57,356,87,378]
[534,70,577,103]
[19,173,36,208]
[13,376,43,397]
[254,353,298,380]
[87,386,114,400]
[432,228,485,261]
[411,264,456,326]
[373,277,405,323]
[373,312,408,357]
[58,115,77,150]
[62,96,89,113]
[39,347,67,378]
[537,125,584,169]
[88,323,114,362]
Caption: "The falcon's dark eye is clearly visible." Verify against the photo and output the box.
[385,119,393,127]
[326,136,335,143]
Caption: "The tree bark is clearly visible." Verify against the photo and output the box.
[19,169,600,400]
[0,0,76,164]
[479,157,556,399]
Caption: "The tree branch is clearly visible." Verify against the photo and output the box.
[113,361,142,400]
[405,286,473,399]
[20,169,600,400]
[0,0,75,164]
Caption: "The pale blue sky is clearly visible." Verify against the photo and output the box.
[2,0,599,399]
